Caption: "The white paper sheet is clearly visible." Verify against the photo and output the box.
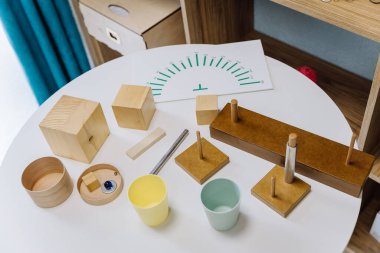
[128,40,273,102]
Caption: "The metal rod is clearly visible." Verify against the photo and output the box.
[150,129,189,175]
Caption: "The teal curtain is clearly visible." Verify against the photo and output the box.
[0,0,90,104]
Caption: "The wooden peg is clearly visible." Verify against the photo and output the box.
[196,131,203,159]
[288,133,297,148]
[271,176,276,198]
[345,133,357,166]
[231,99,238,123]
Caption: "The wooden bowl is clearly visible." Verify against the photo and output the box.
[21,157,73,208]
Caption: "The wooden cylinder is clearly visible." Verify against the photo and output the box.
[345,133,357,166]
[271,176,276,198]
[196,131,203,159]
[231,99,238,123]
[21,157,73,208]
[288,133,297,148]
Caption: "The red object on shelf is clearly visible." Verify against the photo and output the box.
[297,66,317,84]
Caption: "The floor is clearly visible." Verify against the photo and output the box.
[0,23,38,166]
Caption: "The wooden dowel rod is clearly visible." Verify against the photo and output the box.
[288,133,297,148]
[231,99,238,123]
[196,131,203,159]
[345,133,357,166]
[271,176,276,198]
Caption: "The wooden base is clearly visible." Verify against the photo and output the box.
[210,103,375,197]
[175,137,229,184]
[78,164,123,205]
[252,165,310,217]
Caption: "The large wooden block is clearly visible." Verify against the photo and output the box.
[112,85,156,130]
[196,95,219,125]
[210,103,375,197]
[39,95,110,163]
[251,165,310,218]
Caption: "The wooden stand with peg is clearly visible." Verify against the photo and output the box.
[210,100,375,197]
[175,131,229,184]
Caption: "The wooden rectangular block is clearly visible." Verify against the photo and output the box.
[126,127,166,160]
[175,137,229,184]
[82,172,101,192]
[196,95,219,125]
[39,95,110,163]
[112,85,156,130]
[252,165,311,217]
[210,103,375,197]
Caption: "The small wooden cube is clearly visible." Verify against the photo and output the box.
[39,95,110,163]
[112,85,156,130]
[82,172,101,192]
[196,95,218,125]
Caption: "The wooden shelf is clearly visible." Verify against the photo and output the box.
[271,0,380,43]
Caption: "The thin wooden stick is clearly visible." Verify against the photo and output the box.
[231,99,238,123]
[271,176,276,198]
[345,133,357,166]
[196,131,203,159]
[288,133,297,148]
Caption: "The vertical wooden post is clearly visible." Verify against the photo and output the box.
[231,99,238,123]
[345,133,357,166]
[196,131,203,159]
[288,133,297,148]
[271,176,276,198]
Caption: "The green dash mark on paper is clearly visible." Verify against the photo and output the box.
[210,58,215,66]
[240,81,261,86]
[196,53,199,66]
[156,78,167,82]
[216,57,223,67]
[238,77,250,81]
[188,57,193,67]
[181,62,187,69]
[231,68,241,74]
[153,93,162,96]
[235,71,249,77]
[167,68,175,75]
[172,63,180,72]
[227,62,238,71]
[159,72,170,78]
[193,83,208,91]
[152,88,162,91]
[203,55,207,66]
[221,61,229,69]
[149,83,165,86]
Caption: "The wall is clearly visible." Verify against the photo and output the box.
[254,0,380,80]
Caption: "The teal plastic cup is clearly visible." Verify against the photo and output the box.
[201,178,240,231]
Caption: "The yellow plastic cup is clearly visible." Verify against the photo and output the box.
[128,174,168,226]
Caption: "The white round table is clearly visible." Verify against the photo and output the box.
[0,45,359,253]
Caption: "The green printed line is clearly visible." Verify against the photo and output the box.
[195,53,199,66]
[238,77,250,81]
[210,58,214,66]
[172,63,180,72]
[167,68,175,75]
[203,55,206,66]
[153,93,162,96]
[159,72,170,78]
[152,88,162,91]
[231,68,241,74]
[216,57,223,67]
[180,62,187,69]
[227,62,238,71]
[240,81,261,86]
[221,61,229,69]
[235,71,249,77]
[188,57,192,67]
[149,83,165,86]
[157,78,167,82]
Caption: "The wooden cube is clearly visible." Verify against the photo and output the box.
[112,85,156,130]
[196,95,219,125]
[39,95,110,163]
[82,172,101,192]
